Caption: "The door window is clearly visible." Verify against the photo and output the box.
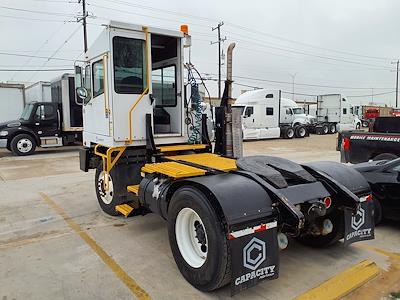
[92,60,104,98]
[84,64,92,98]
[286,108,292,115]
[266,107,274,115]
[113,36,146,94]
[35,104,55,121]
[152,65,177,107]
[244,106,254,117]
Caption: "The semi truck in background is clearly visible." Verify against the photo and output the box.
[233,89,312,140]
[25,81,51,103]
[307,94,361,134]
[0,74,82,155]
[352,105,394,127]
[0,83,25,123]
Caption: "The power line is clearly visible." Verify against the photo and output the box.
[27,24,81,81]
[346,91,396,97]
[0,5,77,16]
[0,13,70,22]
[0,51,79,61]
[224,22,396,62]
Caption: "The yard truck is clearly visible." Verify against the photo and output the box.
[76,21,374,295]
[0,74,82,155]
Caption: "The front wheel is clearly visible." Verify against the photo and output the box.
[295,125,307,138]
[168,187,231,291]
[95,163,126,216]
[10,133,36,156]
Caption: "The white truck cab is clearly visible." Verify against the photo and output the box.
[233,89,309,140]
[77,21,189,148]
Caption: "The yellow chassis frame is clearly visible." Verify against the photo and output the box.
[94,144,126,191]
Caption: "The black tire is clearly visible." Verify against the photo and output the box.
[373,153,398,161]
[6,143,11,151]
[167,187,231,291]
[356,123,361,130]
[295,125,307,138]
[321,124,329,135]
[284,126,295,139]
[95,163,126,216]
[297,211,344,247]
[10,133,36,156]
[373,197,383,225]
[362,121,369,128]
[329,123,337,134]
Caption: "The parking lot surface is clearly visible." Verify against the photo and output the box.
[1,135,399,299]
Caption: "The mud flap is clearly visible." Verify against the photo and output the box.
[344,200,375,246]
[229,221,279,295]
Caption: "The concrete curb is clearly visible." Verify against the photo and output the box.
[294,259,380,300]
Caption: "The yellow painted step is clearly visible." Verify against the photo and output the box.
[142,161,206,179]
[167,153,237,172]
[127,184,140,196]
[157,144,207,152]
[115,204,134,217]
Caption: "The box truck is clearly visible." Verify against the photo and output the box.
[0,74,82,155]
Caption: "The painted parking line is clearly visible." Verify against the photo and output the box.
[294,259,380,300]
[39,192,151,300]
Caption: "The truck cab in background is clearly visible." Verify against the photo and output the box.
[233,89,310,140]
[0,74,82,155]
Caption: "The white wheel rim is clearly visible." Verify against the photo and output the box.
[288,129,294,138]
[97,171,114,205]
[299,128,306,136]
[175,207,208,268]
[17,138,32,153]
[324,127,328,133]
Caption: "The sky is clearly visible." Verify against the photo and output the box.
[1,0,400,107]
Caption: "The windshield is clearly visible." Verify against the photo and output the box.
[292,108,304,114]
[20,103,35,120]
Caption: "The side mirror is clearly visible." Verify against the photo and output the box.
[75,66,83,88]
[76,87,90,105]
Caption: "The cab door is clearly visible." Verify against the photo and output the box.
[83,57,111,137]
[110,30,150,142]
[33,103,59,137]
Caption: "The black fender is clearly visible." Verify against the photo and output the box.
[6,126,39,147]
[140,173,277,231]
[303,161,371,211]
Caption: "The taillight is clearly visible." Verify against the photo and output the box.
[323,197,332,209]
[343,137,350,151]
[360,194,373,202]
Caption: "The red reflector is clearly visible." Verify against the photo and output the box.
[254,224,267,233]
[228,234,235,240]
[324,197,332,209]
[366,194,373,201]
[343,137,350,151]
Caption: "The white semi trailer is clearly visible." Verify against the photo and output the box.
[0,83,25,123]
[233,89,313,140]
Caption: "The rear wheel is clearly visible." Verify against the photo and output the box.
[329,123,337,134]
[10,133,36,156]
[373,153,398,161]
[297,211,344,247]
[321,124,329,135]
[284,126,295,139]
[168,187,231,291]
[295,125,307,138]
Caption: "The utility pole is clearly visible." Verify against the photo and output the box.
[392,60,399,108]
[211,21,226,100]
[78,0,88,53]
[289,72,298,101]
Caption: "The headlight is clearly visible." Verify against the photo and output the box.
[0,131,8,136]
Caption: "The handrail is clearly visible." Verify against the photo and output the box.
[127,26,150,144]
[102,54,109,117]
